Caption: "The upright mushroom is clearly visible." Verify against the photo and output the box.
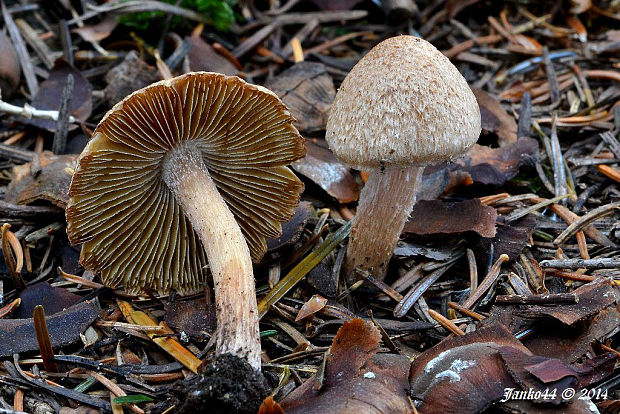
[326,36,481,281]
[66,72,305,370]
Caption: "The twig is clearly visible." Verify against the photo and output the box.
[52,74,74,155]
[1,0,38,96]
[539,257,620,270]
[495,293,578,305]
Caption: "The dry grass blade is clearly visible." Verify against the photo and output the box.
[118,301,202,374]
[33,305,59,373]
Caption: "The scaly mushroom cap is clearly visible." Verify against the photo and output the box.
[66,72,305,295]
[326,36,481,170]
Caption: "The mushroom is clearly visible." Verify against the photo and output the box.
[326,36,481,281]
[66,72,305,370]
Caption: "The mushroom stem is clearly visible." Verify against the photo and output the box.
[345,166,424,282]
[163,143,261,370]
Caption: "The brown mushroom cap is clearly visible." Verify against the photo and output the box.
[326,35,481,170]
[66,72,305,295]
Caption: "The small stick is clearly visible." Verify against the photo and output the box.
[495,293,578,305]
[545,269,595,282]
[575,231,590,260]
[358,269,403,302]
[517,91,532,138]
[540,257,620,270]
[542,47,560,104]
[447,301,485,321]
[597,164,620,184]
[554,203,620,245]
[427,309,465,336]
[52,74,74,155]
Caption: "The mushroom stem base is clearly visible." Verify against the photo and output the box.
[163,144,261,370]
[345,166,424,282]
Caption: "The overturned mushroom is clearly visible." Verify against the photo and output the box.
[66,72,305,370]
[326,36,481,281]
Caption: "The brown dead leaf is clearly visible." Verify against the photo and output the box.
[0,301,98,357]
[14,281,82,319]
[265,62,336,133]
[72,16,118,42]
[477,214,537,264]
[292,139,360,203]
[280,319,411,414]
[472,87,518,147]
[186,35,238,76]
[409,324,526,413]
[28,60,92,131]
[404,199,497,238]
[267,201,314,251]
[5,151,78,209]
[164,298,216,340]
[456,137,539,186]
[0,29,20,98]
[295,295,328,321]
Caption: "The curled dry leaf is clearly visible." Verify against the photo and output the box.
[0,301,98,357]
[186,35,238,76]
[292,139,360,203]
[295,294,328,321]
[477,214,537,264]
[5,151,78,209]
[0,29,20,98]
[72,16,118,43]
[409,323,609,413]
[28,60,93,131]
[404,199,497,238]
[471,87,518,147]
[265,62,336,133]
[279,318,411,414]
[456,137,539,186]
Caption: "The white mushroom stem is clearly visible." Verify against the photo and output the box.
[163,143,261,370]
[345,166,424,282]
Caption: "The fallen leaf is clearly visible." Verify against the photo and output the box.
[456,137,539,186]
[5,151,78,209]
[295,295,328,321]
[472,87,518,147]
[404,199,497,238]
[0,301,98,357]
[28,60,93,131]
[265,62,336,133]
[477,214,537,263]
[292,139,360,203]
[0,29,20,98]
[164,298,216,340]
[258,396,284,414]
[266,201,314,251]
[14,281,82,319]
[72,16,118,42]
[280,319,411,414]
[186,35,238,76]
